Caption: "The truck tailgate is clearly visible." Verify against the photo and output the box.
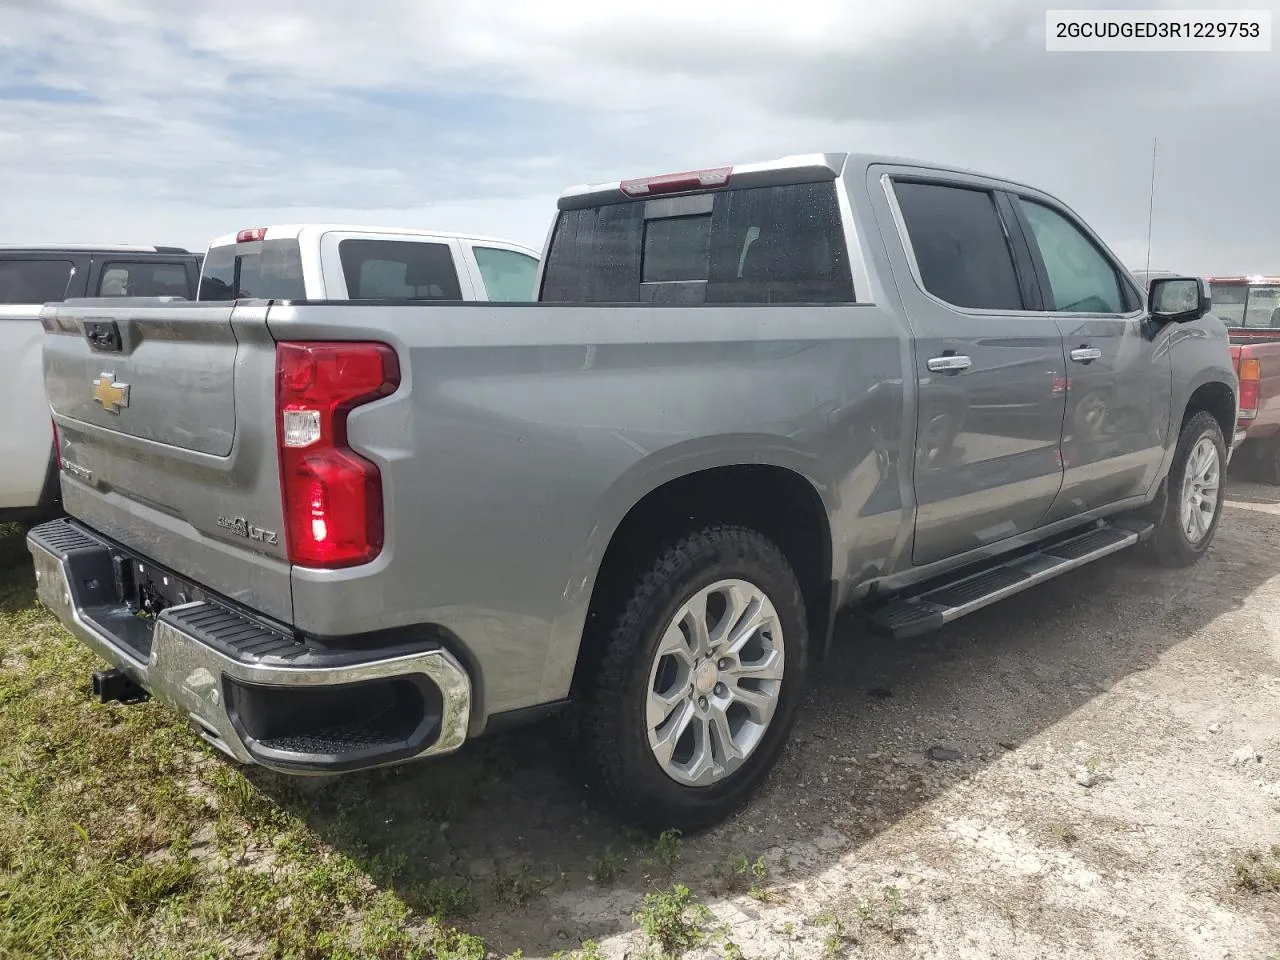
[41,298,292,622]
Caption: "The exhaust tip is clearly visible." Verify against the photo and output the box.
[91,668,149,705]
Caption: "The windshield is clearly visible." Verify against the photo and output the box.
[1210,282,1280,328]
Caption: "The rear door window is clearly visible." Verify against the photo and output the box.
[338,240,462,300]
[198,239,305,301]
[97,261,191,298]
[893,181,1024,311]
[472,246,539,301]
[540,180,854,304]
[0,259,77,304]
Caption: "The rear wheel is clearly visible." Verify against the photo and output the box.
[1147,411,1226,567]
[578,525,808,832]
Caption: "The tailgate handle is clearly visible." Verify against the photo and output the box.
[84,320,122,353]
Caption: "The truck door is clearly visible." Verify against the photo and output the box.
[871,169,1069,567]
[1007,194,1172,519]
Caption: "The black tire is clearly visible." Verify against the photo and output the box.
[578,525,809,833]
[1147,411,1227,567]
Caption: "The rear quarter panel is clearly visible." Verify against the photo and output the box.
[266,301,912,722]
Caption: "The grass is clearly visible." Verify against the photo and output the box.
[492,862,549,907]
[854,885,909,943]
[550,941,605,960]
[632,883,711,959]
[590,846,626,885]
[1051,822,1080,846]
[1234,846,1280,895]
[719,854,770,901]
[0,526,490,959]
[813,910,849,955]
[647,828,683,870]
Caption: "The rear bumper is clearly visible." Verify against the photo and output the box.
[26,518,472,774]
[1232,425,1248,457]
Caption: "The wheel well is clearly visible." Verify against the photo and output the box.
[1183,381,1235,445]
[573,465,834,690]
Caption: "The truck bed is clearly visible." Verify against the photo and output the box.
[42,295,906,721]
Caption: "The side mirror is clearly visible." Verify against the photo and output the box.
[1149,276,1211,323]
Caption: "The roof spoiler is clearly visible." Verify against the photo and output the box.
[556,152,848,211]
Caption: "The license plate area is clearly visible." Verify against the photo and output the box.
[118,555,207,620]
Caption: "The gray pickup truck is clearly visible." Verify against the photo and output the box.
[28,152,1236,831]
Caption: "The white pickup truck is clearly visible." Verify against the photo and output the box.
[196,225,541,303]
[0,227,540,523]
[0,244,201,523]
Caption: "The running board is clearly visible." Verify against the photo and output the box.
[869,522,1151,640]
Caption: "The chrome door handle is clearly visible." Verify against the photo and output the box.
[926,354,972,373]
[1070,347,1102,363]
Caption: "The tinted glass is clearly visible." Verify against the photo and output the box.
[540,181,853,304]
[98,261,191,298]
[643,215,711,282]
[894,181,1023,311]
[473,246,539,302]
[1019,199,1125,313]
[0,259,76,304]
[198,239,304,301]
[199,244,235,300]
[541,202,644,302]
[339,240,462,300]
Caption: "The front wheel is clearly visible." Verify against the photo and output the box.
[578,525,809,832]
[1147,411,1227,567]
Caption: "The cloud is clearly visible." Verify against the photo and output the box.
[0,0,1276,269]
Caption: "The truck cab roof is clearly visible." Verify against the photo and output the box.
[205,225,537,254]
[556,151,1046,209]
[0,244,191,254]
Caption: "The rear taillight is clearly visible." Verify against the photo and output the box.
[237,227,267,243]
[275,342,400,568]
[1238,356,1261,421]
[52,420,62,470]
[619,166,731,197]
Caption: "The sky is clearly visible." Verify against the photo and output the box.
[1,0,1276,274]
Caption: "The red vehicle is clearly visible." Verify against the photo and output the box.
[1209,276,1280,481]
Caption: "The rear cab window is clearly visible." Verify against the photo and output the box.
[97,261,192,298]
[539,179,854,304]
[337,239,462,300]
[0,259,78,304]
[1210,281,1280,328]
[199,238,305,301]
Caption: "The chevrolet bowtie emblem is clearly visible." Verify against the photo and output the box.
[91,373,130,414]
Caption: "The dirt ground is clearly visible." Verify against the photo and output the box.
[7,469,1278,959]
[284,471,1279,959]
